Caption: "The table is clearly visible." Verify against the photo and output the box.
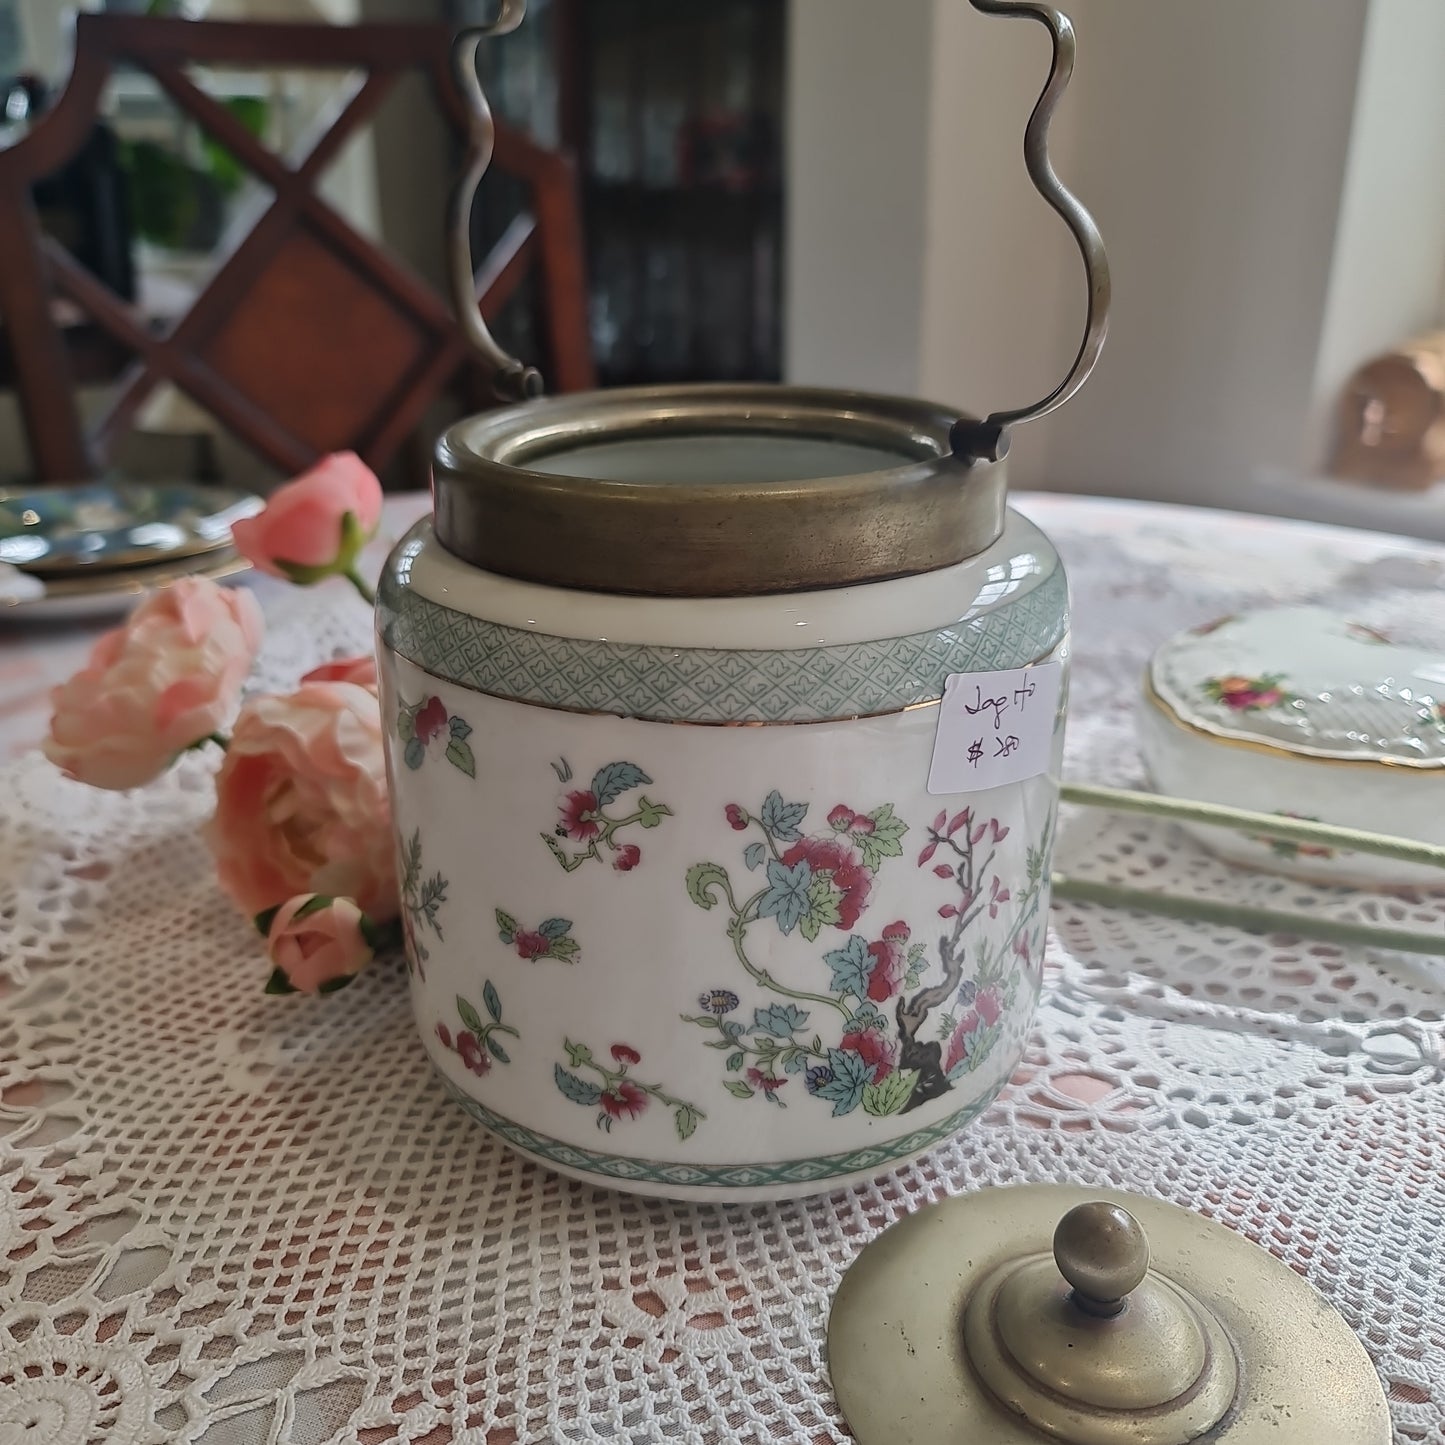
[2,494,1443,1444]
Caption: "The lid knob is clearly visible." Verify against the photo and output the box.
[1053,1200,1149,1316]
[827,1184,1393,1445]
[964,1200,1239,1444]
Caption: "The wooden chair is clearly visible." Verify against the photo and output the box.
[0,13,593,484]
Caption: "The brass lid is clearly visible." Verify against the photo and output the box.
[827,1184,1391,1445]
[432,384,1007,597]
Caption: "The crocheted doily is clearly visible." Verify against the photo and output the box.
[2,496,1441,1444]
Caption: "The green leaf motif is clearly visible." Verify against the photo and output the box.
[760,789,808,842]
[799,911,822,943]
[445,739,476,777]
[538,917,572,941]
[743,842,766,872]
[725,1050,745,1071]
[862,1068,920,1117]
[483,980,502,1023]
[858,802,908,871]
[637,796,670,829]
[757,858,812,936]
[686,862,730,910]
[554,1064,601,1106]
[397,708,416,743]
[824,935,874,997]
[807,875,842,929]
[448,715,472,741]
[488,1037,511,1065]
[542,834,570,867]
[754,1002,809,1038]
[591,761,651,807]
[550,935,580,962]
[674,1104,700,1141]
[565,1040,593,1068]
[403,737,425,770]
[725,1079,756,1100]
[816,1047,871,1117]
[456,995,484,1036]
[495,909,517,943]
[845,1001,887,1033]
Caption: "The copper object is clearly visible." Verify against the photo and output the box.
[1333,330,1445,490]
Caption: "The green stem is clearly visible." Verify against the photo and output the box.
[1051,874,1445,957]
[486,1023,520,1042]
[727,910,852,1019]
[343,567,377,607]
[638,1081,704,1115]
[1061,783,1445,872]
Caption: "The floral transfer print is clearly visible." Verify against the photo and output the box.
[397,694,475,776]
[544,757,671,872]
[496,910,580,964]
[553,1040,704,1140]
[400,828,446,976]
[436,981,519,1074]
[684,793,1051,1117]
[1201,673,1293,712]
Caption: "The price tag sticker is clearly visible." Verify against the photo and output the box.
[926,662,1063,796]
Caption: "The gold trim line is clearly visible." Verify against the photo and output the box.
[1142,674,1445,772]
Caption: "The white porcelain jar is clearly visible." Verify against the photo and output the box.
[377,386,1069,1201]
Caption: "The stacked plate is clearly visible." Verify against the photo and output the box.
[0,480,261,621]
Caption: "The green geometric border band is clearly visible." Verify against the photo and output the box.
[380,564,1068,724]
[438,1075,1000,1188]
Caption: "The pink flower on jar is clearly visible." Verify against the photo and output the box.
[559,790,601,841]
[44,577,262,791]
[456,1031,491,1076]
[865,921,911,1003]
[975,986,1002,1026]
[206,682,397,921]
[514,930,550,960]
[230,451,382,582]
[840,1026,896,1084]
[414,696,449,744]
[612,843,641,872]
[746,1067,787,1097]
[780,835,871,929]
[600,1081,648,1119]
[725,803,748,831]
[610,1043,642,1066]
[261,893,375,994]
[301,654,378,690]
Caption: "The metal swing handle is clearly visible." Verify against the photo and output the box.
[448,0,544,403]
[951,0,1111,464]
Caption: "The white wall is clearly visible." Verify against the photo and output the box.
[1309,0,1445,462]
[788,0,1445,528]
[785,0,935,397]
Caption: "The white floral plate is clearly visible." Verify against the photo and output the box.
[0,549,251,624]
[1139,606,1445,885]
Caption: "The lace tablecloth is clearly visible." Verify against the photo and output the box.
[3,494,1444,1445]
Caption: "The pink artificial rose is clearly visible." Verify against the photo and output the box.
[44,577,262,791]
[231,451,383,581]
[206,682,397,921]
[262,893,375,994]
[301,654,378,690]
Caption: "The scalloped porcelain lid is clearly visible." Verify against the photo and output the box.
[1147,605,1445,767]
